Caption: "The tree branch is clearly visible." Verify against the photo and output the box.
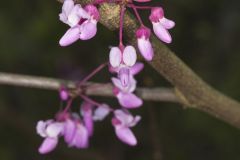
[56,0,240,128]
[0,72,179,103]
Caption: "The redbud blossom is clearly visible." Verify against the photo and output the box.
[149,7,175,43]
[112,109,141,146]
[59,0,99,46]
[36,120,64,154]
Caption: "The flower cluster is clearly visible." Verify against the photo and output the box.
[36,0,175,154]
[36,96,140,154]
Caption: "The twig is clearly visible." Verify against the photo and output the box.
[57,0,240,129]
[0,72,179,103]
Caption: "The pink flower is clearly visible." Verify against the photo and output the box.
[64,119,89,148]
[36,120,64,154]
[112,75,143,108]
[112,109,141,146]
[136,27,154,61]
[109,45,137,87]
[59,0,99,46]
[149,7,175,43]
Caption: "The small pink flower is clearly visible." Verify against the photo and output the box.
[149,7,175,43]
[109,45,137,86]
[112,109,141,146]
[112,75,143,108]
[59,0,99,46]
[36,120,64,154]
[136,27,154,61]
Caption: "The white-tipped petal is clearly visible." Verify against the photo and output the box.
[152,22,172,43]
[109,47,122,67]
[160,17,175,29]
[123,46,137,66]
[59,27,80,46]
[137,38,154,61]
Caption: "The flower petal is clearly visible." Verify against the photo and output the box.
[62,0,74,16]
[160,17,175,29]
[79,20,97,40]
[123,46,137,66]
[38,137,58,154]
[109,47,122,68]
[81,102,94,136]
[112,77,124,90]
[115,126,137,146]
[117,92,143,108]
[69,124,89,148]
[130,62,144,75]
[93,104,110,121]
[137,38,154,61]
[59,27,80,46]
[119,67,130,87]
[64,119,76,144]
[36,120,48,137]
[46,122,64,138]
[152,22,172,43]
[68,5,82,27]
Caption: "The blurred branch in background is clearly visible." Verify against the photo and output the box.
[0,72,179,103]
[55,0,240,129]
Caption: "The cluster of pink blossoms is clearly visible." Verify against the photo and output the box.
[36,0,175,154]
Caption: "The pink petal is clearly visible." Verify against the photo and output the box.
[119,67,130,87]
[68,5,82,27]
[117,92,143,108]
[123,46,137,66]
[152,22,172,43]
[69,124,89,148]
[93,104,110,121]
[111,77,124,91]
[137,38,154,61]
[115,126,137,146]
[38,137,58,154]
[59,27,80,46]
[36,120,48,137]
[79,20,97,40]
[130,62,144,75]
[109,47,122,68]
[81,102,94,136]
[127,76,137,93]
[62,0,74,16]
[114,109,141,127]
[46,122,64,138]
[64,119,76,144]
[160,17,175,29]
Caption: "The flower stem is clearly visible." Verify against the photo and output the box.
[119,5,126,49]
[77,62,107,87]
[63,98,74,113]
[131,6,144,26]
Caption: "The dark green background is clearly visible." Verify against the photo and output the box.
[0,0,240,159]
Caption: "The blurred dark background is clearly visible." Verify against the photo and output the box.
[0,0,240,159]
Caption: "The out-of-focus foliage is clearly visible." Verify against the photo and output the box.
[0,0,240,160]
